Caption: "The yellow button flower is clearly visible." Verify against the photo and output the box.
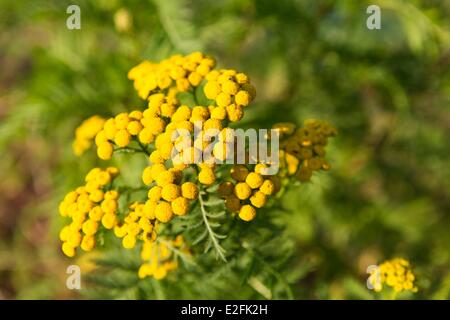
[250,191,266,208]
[234,182,252,200]
[161,183,181,201]
[216,92,231,107]
[198,168,216,185]
[122,234,137,249]
[155,201,173,223]
[142,166,153,185]
[97,142,113,160]
[239,205,256,221]
[114,129,131,148]
[101,212,117,229]
[172,197,189,215]
[181,182,199,200]
[82,220,99,236]
[221,80,239,95]
[204,81,221,99]
[138,127,155,144]
[156,170,175,187]
[62,242,76,257]
[80,235,95,251]
[245,172,264,189]
[235,90,250,106]
[148,186,162,201]
[127,120,143,135]
[259,179,275,195]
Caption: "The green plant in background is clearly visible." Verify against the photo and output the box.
[0,0,449,299]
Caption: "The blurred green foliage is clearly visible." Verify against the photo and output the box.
[0,0,449,299]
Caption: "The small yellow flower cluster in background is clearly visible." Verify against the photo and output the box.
[114,201,158,249]
[128,52,216,99]
[73,116,106,156]
[276,120,337,182]
[203,69,256,122]
[138,235,189,280]
[218,164,281,221]
[59,167,120,257]
[371,258,418,293]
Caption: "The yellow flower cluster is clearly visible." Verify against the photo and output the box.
[94,54,257,197]
[276,120,337,182]
[128,52,216,99]
[138,235,189,280]
[113,201,159,250]
[63,52,338,282]
[59,167,120,257]
[371,258,418,293]
[219,164,281,221]
[142,162,199,222]
[203,69,256,122]
[73,116,105,156]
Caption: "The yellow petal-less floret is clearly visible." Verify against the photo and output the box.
[81,235,95,251]
[221,80,239,95]
[234,182,252,200]
[181,182,199,200]
[155,201,173,223]
[127,120,143,135]
[216,92,231,107]
[235,90,251,106]
[148,186,162,201]
[161,183,181,201]
[138,128,155,144]
[101,212,117,229]
[239,205,256,221]
[204,81,221,99]
[198,168,216,185]
[245,172,264,189]
[122,234,137,249]
[250,191,267,208]
[142,166,154,185]
[97,142,114,160]
[259,179,275,195]
[156,170,175,187]
[114,129,131,147]
[172,197,189,215]
[62,242,76,257]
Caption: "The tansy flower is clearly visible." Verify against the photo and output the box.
[155,201,173,223]
[181,182,199,200]
[73,115,106,156]
[234,182,252,200]
[59,168,120,257]
[370,258,418,294]
[239,205,256,222]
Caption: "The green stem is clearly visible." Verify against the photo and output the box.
[137,140,151,156]
[198,191,227,262]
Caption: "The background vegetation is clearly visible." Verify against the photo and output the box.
[0,0,449,299]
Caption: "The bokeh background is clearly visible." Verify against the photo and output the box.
[1,0,449,299]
